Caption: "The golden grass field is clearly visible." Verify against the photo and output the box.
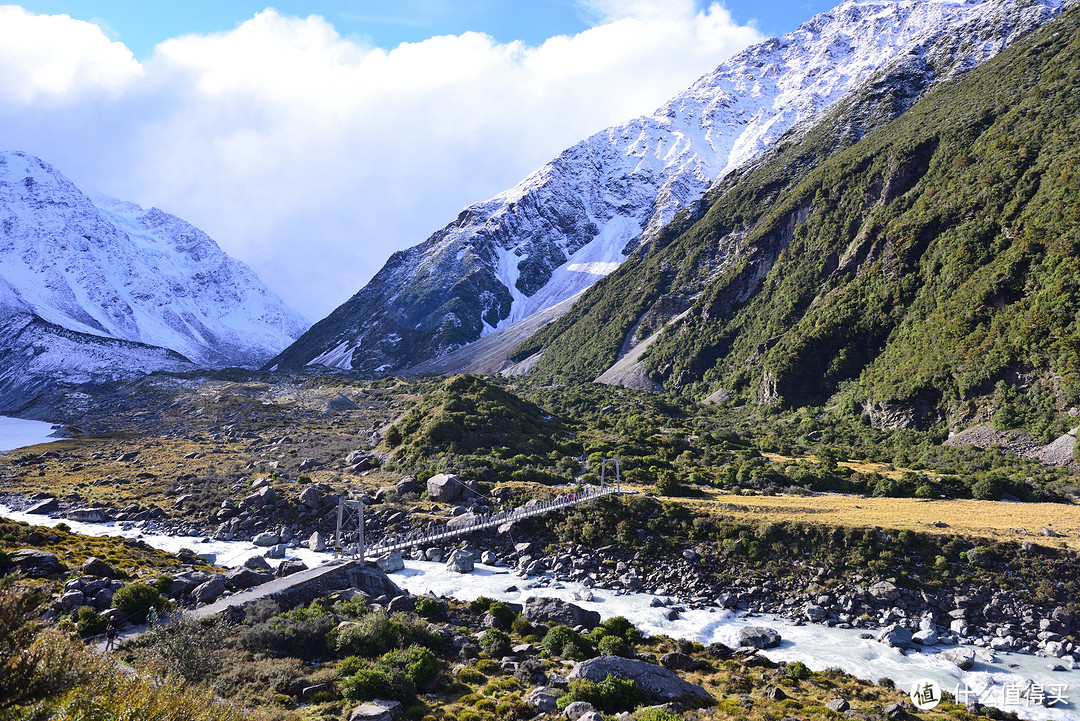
[675,489,1080,550]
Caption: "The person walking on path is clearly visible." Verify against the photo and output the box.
[104,617,117,652]
[148,606,158,629]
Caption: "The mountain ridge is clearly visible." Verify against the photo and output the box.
[519,2,1080,438]
[0,151,310,411]
[268,0,1066,376]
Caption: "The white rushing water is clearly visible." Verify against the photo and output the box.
[0,416,67,453]
[2,505,1077,720]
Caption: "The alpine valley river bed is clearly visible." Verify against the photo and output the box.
[2,505,1078,720]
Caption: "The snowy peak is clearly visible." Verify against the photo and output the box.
[268,0,1064,375]
[0,151,309,369]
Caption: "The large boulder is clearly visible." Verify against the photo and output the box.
[277,559,309,578]
[60,589,85,612]
[309,531,327,552]
[736,626,781,649]
[376,552,405,573]
[298,486,322,509]
[192,577,226,606]
[939,647,975,670]
[878,624,913,648]
[81,557,119,578]
[252,532,280,547]
[8,549,60,578]
[67,508,109,522]
[224,566,272,590]
[563,701,596,720]
[26,497,59,515]
[349,698,402,721]
[395,477,418,496]
[427,473,463,502]
[446,512,478,531]
[526,687,558,714]
[446,549,475,574]
[524,596,601,630]
[868,581,902,603]
[568,656,713,704]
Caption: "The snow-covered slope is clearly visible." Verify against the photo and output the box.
[269,0,1064,375]
[0,151,309,368]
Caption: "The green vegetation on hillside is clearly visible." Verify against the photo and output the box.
[515,6,1080,439]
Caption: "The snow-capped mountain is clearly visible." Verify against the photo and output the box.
[0,151,309,368]
[268,0,1064,375]
[0,151,309,410]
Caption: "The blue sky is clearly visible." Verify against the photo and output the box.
[0,1,831,318]
[15,1,829,59]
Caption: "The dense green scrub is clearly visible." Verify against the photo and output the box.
[516,7,1080,437]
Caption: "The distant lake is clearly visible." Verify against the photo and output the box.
[0,416,66,453]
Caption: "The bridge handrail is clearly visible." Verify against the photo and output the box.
[361,485,622,559]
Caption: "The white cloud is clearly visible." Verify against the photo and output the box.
[0,4,760,319]
[0,5,141,105]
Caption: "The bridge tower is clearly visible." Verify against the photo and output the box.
[599,458,621,491]
[335,497,365,559]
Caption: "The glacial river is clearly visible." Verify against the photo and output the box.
[1,504,1077,720]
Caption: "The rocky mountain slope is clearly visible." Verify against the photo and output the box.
[268,0,1066,375]
[516,3,1080,436]
[0,151,309,411]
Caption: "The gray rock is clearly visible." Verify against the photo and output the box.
[309,531,326,552]
[526,687,558,713]
[577,713,604,721]
[446,512,478,531]
[298,457,322,471]
[26,497,59,514]
[8,549,59,578]
[736,626,781,649]
[264,544,288,559]
[242,555,272,571]
[660,652,700,671]
[377,551,405,573]
[252,532,280,547]
[427,473,464,502]
[80,556,118,578]
[348,698,402,721]
[224,566,271,590]
[394,477,417,496]
[825,698,850,712]
[60,589,85,612]
[939,647,975,670]
[568,656,713,703]
[878,624,913,648]
[913,629,939,645]
[884,702,906,718]
[764,684,787,700]
[192,577,226,605]
[276,559,309,578]
[481,551,499,566]
[563,701,597,720]
[67,508,108,522]
[868,581,901,603]
[244,486,277,508]
[805,604,827,622]
[387,595,414,614]
[524,596,601,630]
[446,549,475,574]
[298,486,322,509]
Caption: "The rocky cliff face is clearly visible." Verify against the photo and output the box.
[269,0,1065,375]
